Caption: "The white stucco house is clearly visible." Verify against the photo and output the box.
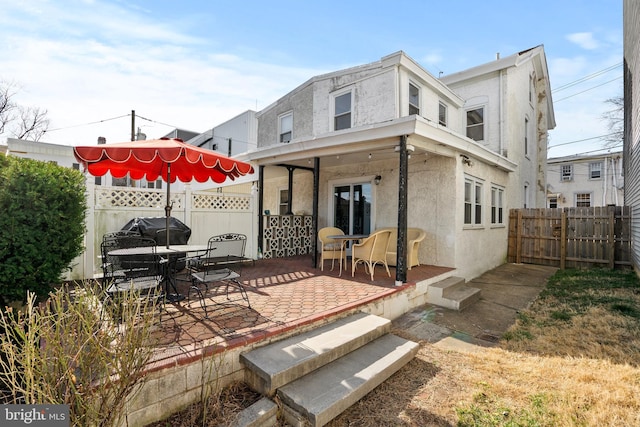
[547,152,624,208]
[243,46,555,281]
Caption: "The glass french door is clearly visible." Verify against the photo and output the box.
[333,183,372,237]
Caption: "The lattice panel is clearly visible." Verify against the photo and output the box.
[262,215,313,259]
[95,187,182,209]
[192,193,251,211]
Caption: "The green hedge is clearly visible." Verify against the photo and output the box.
[0,155,86,305]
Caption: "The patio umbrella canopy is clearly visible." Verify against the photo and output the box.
[73,138,254,247]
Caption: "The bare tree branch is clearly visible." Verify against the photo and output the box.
[0,80,49,142]
[602,95,623,147]
[16,106,50,141]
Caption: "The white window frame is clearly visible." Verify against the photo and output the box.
[561,164,573,182]
[491,185,505,226]
[589,161,602,179]
[549,197,558,208]
[464,175,484,227]
[438,101,447,127]
[331,89,353,131]
[576,192,592,207]
[409,82,420,116]
[278,188,289,215]
[466,106,485,142]
[278,111,293,143]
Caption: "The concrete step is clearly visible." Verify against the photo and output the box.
[426,276,481,310]
[278,334,419,427]
[445,285,482,310]
[240,312,391,395]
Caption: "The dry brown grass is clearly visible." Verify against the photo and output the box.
[151,268,640,426]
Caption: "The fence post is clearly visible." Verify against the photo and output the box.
[516,210,522,264]
[560,210,567,269]
[609,207,615,268]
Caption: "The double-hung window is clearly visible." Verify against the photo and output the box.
[466,107,484,141]
[561,164,573,181]
[464,176,483,226]
[334,91,352,131]
[576,193,592,207]
[438,101,447,126]
[491,185,504,225]
[589,161,602,179]
[279,112,293,143]
[409,83,420,115]
[279,189,289,215]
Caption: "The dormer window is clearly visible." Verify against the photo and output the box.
[279,112,293,143]
[333,91,352,131]
[409,83,420,115]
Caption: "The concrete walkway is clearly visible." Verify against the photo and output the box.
[393,263,558,351]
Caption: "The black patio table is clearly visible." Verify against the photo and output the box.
[108,244,208,302]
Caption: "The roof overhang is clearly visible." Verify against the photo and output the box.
[240,116,517,173]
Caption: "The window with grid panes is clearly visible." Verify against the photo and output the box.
[576,193,591,207]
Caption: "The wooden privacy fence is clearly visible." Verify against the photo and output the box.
[508,206,631,269]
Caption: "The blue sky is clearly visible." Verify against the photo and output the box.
[0,0,623,157]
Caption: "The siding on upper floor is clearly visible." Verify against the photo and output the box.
[624,0,640,270]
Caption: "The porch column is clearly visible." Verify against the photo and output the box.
[312,157,320,268]
[258,165,265,259]
[396,135,408,284]
[286,166,295,215]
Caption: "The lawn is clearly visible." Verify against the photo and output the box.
[152,268,640,426]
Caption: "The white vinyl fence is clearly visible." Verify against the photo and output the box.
[68,183,257,281]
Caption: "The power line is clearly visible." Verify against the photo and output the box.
[552,62,622,93]
[135,114,180,129]
[548,132,619,148]
[553,76,622,103]
[44,114,130,133]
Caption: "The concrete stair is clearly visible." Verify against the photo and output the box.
[239,312,419,427]
[426,276,481,310]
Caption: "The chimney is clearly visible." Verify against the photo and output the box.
[496,52,500,60]
[97,136,106,145]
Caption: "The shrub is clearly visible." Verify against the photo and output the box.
[0,156,86,305]
[0,284,159,427]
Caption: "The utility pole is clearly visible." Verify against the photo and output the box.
[131,110,135,141]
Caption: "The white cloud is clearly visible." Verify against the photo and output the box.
[0,1,320,145]
[566,32,600,50]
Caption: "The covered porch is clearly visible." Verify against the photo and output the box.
[248,115,515,283]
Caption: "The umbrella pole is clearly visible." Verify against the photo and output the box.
[165,163,171,249]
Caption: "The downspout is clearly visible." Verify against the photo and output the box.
[499,69,505,156]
